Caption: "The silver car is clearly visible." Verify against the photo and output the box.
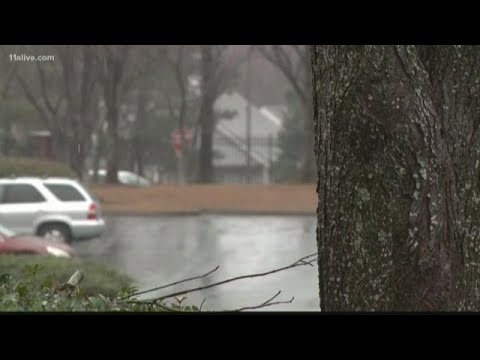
[0,177,105,243]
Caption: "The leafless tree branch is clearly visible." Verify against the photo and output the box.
[254,45,308,103]
[129,253,317,304]
[16,73,53,130]
[1,61,18,98]
[199,298,207,311]
[229,290,295,312]
[120,265,220,300]
[36,61,57,116]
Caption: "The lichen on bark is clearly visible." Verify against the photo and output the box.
[312,45,480,311]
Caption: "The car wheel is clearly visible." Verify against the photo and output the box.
[38,224,72,244]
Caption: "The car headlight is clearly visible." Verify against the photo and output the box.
[46,246,71,258]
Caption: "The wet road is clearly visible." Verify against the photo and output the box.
[74,215,319,311]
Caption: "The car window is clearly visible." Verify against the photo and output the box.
[2,184,46,204]
[44,184,86,202]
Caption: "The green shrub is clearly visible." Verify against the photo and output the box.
[0,157,76,178]
[0,255,199,311]
[0,255,131,297]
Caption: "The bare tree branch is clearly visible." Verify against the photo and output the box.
[36,61,58,116]
[254,45,308,103]
[199,298,207,311]
[129,253,317,304]
[292,44,309,64]
[230,290,295,312]
[16,73,53,130]
[1,61,18,98]
[120,265,220,300]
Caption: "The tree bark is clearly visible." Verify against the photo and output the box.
[312,45,480,311]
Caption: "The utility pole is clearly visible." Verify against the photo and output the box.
[245,46,252,184]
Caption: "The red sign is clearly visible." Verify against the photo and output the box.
[171,128,192,159]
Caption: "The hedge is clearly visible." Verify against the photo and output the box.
[0,157,76,178]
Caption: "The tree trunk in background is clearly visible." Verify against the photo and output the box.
[301,47,315,183]
[134,81,147,177]
[92,126,105,183]
[1,118,12,156]
[58,45,97,180]
[197,45,215,183]
[101,45,130,184]
[51,129,70,164]
[60,46,83,179]
[76,45,96,180]
[312,45,480,311]
[105,96,119,184]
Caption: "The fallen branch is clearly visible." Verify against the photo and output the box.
[129,253,317,305]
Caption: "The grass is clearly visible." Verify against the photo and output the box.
[93,184,317,214]
[0,254,132,297]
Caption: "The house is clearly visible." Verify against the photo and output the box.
[210,91,283,184]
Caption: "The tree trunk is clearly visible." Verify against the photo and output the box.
[300,96,315,183]
[92,127,105,183]
[197,45,215,183]
[58,45,97,180]
[101,45,130,184]
[2,118,12,156]
[51,129,70,164]
[301,47,315,183]
[106,100,119,184]
[312,45,480,312]
[134,83,147,177]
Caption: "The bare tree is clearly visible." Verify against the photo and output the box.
[56,45,99,178]
[161,45,193,184]
[0,51,18,156]
[255,45,315,182]
[196,45,218,183]
[14,46,68,163]
[97,45,131,184]
[196,45,245,183]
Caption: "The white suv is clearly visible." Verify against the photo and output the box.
[0,177,105,243]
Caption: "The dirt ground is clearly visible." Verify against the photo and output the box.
[92,184,317,215]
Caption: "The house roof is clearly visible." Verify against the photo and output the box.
[214,92,283,140]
